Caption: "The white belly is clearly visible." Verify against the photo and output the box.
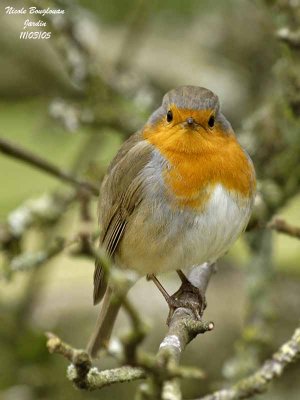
[116,184,253,276]
[178,184,252,268]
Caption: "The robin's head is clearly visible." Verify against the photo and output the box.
[143,86,255,202]
[143,86,234,154]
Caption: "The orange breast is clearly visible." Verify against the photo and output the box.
[143,121,256,210]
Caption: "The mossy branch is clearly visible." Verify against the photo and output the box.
[45,262,214,397]
[199,326,300,400]
[46,332,146,390]
[137,263,216,400]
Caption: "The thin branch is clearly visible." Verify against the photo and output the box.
[45,262,212,396]
[139,263,216,400]
[0,191,76,275]
[159,263,216,366]
[0,221,101,282]
[46,330,205,393]
[0,137,99,196]
[9,238,67,272]
[268,217,300,239]
[5,231,100,275]
[159,314,213,400]
[198,325,300,400]
[46,332,146,389]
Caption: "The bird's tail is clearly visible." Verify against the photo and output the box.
[87,286,122,358]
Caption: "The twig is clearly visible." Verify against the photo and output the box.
[139,263,216,400]
[0,191,76,276]
[9,236,75,272]
[268,217,300,239]
[198,325,300,400]
[46,263,212,397]
[46,330,205,394]
[6,231,101,274]
[0,137,99,196]
[159,313,213,400]
[9,238,67,272]
[46,332,146,389]
[2,192,74,238]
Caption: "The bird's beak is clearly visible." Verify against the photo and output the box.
[182,117,207,133]
[184,117,196,128]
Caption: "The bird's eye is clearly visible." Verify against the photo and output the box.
[208,115,215,128]
[167,110,173,122]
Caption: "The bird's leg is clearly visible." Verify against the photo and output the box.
[176,269,189,284]
[147,274,185,322]
[146,274,171,303]
[147,272,206,325]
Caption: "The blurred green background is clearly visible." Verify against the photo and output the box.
[0,1,299,399]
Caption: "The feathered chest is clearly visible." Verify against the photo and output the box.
[143,126,256,211]
[162,145,255,210]
[118,169,254,274]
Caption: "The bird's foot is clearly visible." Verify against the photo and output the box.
[166,277,206,325]
[147,272,206,326]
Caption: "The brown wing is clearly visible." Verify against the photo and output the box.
[93,132,153,304]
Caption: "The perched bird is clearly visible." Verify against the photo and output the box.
[87,86,256,357]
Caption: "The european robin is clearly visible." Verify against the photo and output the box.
[87,86,256,357]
